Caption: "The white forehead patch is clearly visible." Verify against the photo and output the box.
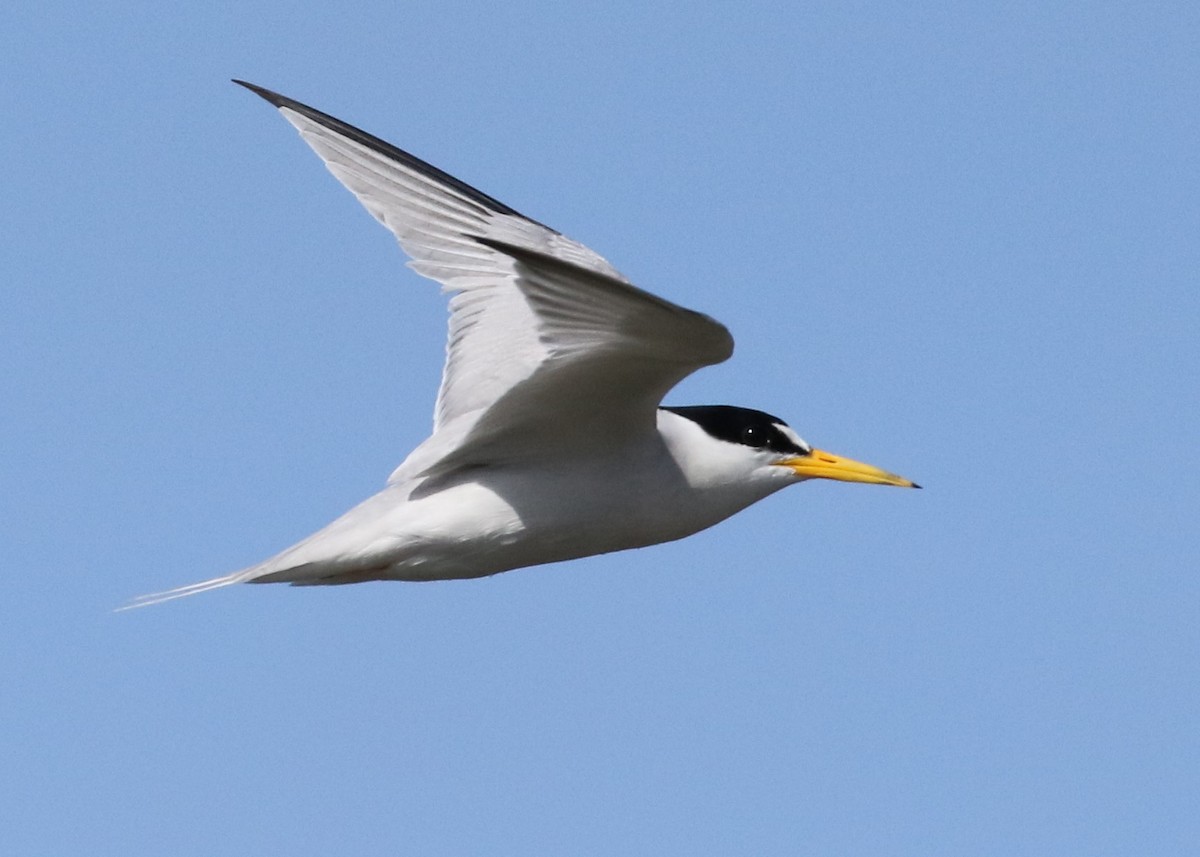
[773,423,811,453]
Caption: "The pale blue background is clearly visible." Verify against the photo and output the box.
[3,3,1198,854]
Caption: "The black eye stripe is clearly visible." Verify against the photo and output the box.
[663,405,809,455]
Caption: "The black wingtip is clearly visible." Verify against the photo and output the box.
[228,79,552,230]
[232,79,289,108]
[911,482,923,490]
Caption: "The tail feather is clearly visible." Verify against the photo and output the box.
[116,569,256,611]
[117,557,366,609]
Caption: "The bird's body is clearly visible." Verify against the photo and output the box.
[128,82,916,607]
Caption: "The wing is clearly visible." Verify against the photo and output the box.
[236,81,733,475]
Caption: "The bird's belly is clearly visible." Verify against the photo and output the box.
[374,475,708,581]
[266,455,770,585]
[394,465,749,579]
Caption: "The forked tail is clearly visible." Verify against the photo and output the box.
[116,569,255,610]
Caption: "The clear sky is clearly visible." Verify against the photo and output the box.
[3,2,1198,854]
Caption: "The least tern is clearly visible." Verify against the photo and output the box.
[129,81,917,607]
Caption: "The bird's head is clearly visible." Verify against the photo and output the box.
[662,405,919,489]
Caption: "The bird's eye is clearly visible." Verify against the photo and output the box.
[740,425,766,447]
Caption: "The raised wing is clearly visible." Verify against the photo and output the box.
[236,81,733,474]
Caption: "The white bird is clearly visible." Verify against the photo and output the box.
[127,81,917,607]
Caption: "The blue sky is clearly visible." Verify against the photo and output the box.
[3,2,1198,854]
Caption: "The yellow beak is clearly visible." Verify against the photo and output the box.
[778,449,920,488]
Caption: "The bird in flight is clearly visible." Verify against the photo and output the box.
[127,81,917,607]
